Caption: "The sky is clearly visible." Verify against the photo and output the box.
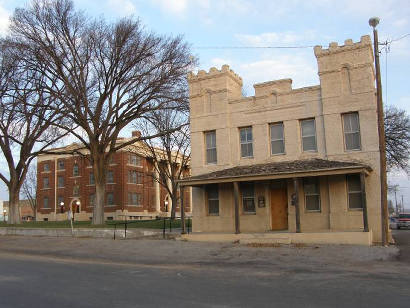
[0,0,409,208]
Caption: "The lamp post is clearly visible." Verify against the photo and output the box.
[369,17,388,246]
[3,209,6,222]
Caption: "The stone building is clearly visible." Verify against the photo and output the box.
[180,35,384,245]
[36,132,191,221]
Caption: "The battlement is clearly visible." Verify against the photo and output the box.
[187,64,243,86]
[314,35,372,58]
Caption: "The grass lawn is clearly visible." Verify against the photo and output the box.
[0,218,192,229]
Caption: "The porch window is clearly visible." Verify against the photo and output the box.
[301,119,317,152]
[347,174,363,209]
[240,127,253,158]
[303,177,320,211]
[43,177,49,189]
[89,194,95,207]
[106,171,114,184]
[241,182,255,213]
[206,184,219,215]
[128,192,141,206]
[205,131,217,164]
[106,192,114,206]
[270,122,285,155]
[73,164,79,176]
[43,196,50,209]
[57,176,64,188]
[343,112,361,151]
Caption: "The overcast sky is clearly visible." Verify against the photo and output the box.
[0,0,409,207]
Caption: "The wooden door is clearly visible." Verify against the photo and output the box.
[271,182,288,230]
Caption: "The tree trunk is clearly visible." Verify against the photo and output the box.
[8,187,21,224]
[92,156,106,225]
[171,194,177,219]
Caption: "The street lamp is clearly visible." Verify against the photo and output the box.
[3,209,6,222]
[60,201,64,214]
[164,201,168,213]
[369,17,388,246]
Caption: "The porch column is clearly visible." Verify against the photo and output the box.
[293,178,301,233]
[233,181,240,234]
[180,186,186,234]
[360,172,369,232]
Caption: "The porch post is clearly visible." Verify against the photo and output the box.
[233,181,240,234]
[293,178,301,233]
[360,172,369,232]
[180,185,186,234]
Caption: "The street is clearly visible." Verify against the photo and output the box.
[0,234,409,308]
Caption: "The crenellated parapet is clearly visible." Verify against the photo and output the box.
[187,64,243,87]
[314,35,372,58]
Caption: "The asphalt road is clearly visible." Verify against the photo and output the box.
[0,235,409,308]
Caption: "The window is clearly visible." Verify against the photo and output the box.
[128,170,142,184]
[43,197,50,209]
[207,184,219,215]
[301,119,317,151]
[57,176,64,188]
[129,154,141,166]
[106,171,114,184]
[73,164,79,176]
[241,182,255,213]
[89,194,95,207]
[73,185,79,197]
[343,112,361,150]
[43,163,50,172]
[89,173,95,185]
[270,122,285,155]
[57,160,65,170]
[106,192,114,206]
[240,127,253,158]
[304,177,321,211]
[43,177,49,189]
[347,174,363,209]
[128,192,142,206]
[205,131,217,164]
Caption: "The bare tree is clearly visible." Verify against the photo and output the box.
[0,42,66,224]
[384,105,410,173]
[21,164,37,219]
[137,107,190,219]
[9,0,194,224]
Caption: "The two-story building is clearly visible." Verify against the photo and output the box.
[180,35,384,245]
[36,131,191,221]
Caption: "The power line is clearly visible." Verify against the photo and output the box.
[391,33,410,42]
[194,45,315,49]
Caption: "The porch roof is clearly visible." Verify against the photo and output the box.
[179,159,372,186]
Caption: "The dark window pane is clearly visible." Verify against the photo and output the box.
[302,136,317,151]
[305,195,320,211]
[348,193,362,209]
[271,140,285,154]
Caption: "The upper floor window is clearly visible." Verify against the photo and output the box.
[43,197,50,209]
[304,177,320,211]
[240,127,253,158]
[270,122,285,155]
[73,185,80,197]
[347,174,363,209]
[57,176,64,188]
[106,171,114,184]
[128,170,142,184]
[241,182,255,213]
[89,173,95,185]
[206,184,219,215]
[43,163,50,172]
[128,192,142,206]
[205,131,217,164]
[129,154,141,166]
[73,164,79,176]
[57,160,65,170]
[301,119,317,152]
[106,192,114,206]
[43,177,49,189]
[343,112,361,151]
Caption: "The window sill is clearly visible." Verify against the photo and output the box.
[305,210,321,213]
[348,208,363,212]
[41,171,51,174]
[41,188,52,190]
[70,175,82,178]
[57,169,66,172]
[127,183,143,185]
[240,156,254,160]
[344,149,361,152]
[127,164,143,168]
[242,212,256,215]
[208,213,219,216]
[271,152,286,156]
[57,186,65,189]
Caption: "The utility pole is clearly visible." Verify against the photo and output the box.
[369,17,388,246]
[401,195,404,213]
[394,187,398,214]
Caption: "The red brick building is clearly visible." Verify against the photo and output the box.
[36,136,191,221]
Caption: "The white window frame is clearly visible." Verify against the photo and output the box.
[43,197,50,209]
[343,112,361,151]
[239,127,253,158]
[43,177,49,189]
[300,119,317,152]
[106,171,114,184]
[347,174,363,210]
[57,176,64,188]
[205,131,217,164]
[270,122,285,155]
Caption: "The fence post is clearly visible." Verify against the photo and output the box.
[163,217,165,239]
